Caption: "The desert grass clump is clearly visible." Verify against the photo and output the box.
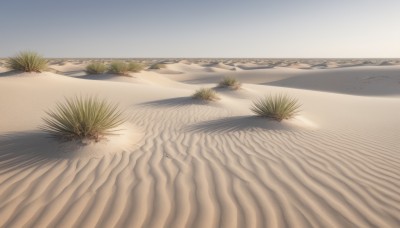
[86,62,107,74]
[149,63,166,69]
[6,51,48,72]
[42,96,126,141]
[109,61,130,75]
[128,62,145,73]
[251,94,301,122]
[192,88,220,101]
[218,76,241,90]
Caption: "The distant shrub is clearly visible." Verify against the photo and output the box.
[86,62,107,74]
[6,51,48,72]
[42,96,126,141]
[218,76,241,90]
[251,94,301,122]
[149,63,166,69]
[192,88,220,101]
[128,62,145,72]
[109,61,130,75]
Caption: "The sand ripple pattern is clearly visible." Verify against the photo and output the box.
[0,103,399,228]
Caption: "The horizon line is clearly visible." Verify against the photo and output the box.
[1,56,400,59]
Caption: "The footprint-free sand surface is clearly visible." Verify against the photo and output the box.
[0,59,399,227]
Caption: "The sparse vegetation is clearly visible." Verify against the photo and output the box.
[86,62,107,74]
[6,51,48,72]
[109,61,130,75]
[218,76,241,90]
[192,88,220,101]
[42,96,126,141]
[128,62,145,73]
[149,63,166,69]
[251,94,301,122]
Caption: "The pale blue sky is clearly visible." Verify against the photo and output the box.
[1,0,399,58]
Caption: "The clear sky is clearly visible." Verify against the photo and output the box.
[1,0,399,58]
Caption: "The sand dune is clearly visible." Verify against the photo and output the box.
[0,60,399,227]
[265,66,400,96]
[163,64,400,96]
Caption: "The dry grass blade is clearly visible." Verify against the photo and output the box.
[128,62,144,72]
[218,76,241,90]
[6,51,48,72]
[41,96,126,141]
[251,94,301,121]
[109,61,130,75]
[86,62,107,74]
[192,88,220,101]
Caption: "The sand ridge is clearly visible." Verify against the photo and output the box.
[0,59,399,227]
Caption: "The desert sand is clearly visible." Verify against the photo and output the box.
[0,59,399,227]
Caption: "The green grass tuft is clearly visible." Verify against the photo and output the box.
[218,76,241,90]
[251,94,301,122]
[128,62,145,73]
[6,51,48,72]
[42,96,126,141]
[86,62,107,74]
[109,61,130,75]
[192,88,220,101]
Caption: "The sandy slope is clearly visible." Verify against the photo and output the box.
[0,61,399,228]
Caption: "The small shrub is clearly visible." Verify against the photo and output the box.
[218,76,241,90]
[128,62,144,73]
[192,88,219,101]
[251,94,301,122]
[109,61,129,75]
[42,96,126,141]
[149,63,166,69]
[6,51,48,72]
[86,62,107,74]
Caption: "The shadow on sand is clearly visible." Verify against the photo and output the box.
[0,70,22,77]
[0,131,89,174]
[139,97,217,109]
[185,116,293,134]
[78,73,127,80]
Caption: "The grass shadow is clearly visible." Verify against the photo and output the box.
[0,131,93,174]
[185,116,293,134]
[79,73,127,80]
[139,97,218,109]
[0,70,21,77]
[62,70,86,76]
